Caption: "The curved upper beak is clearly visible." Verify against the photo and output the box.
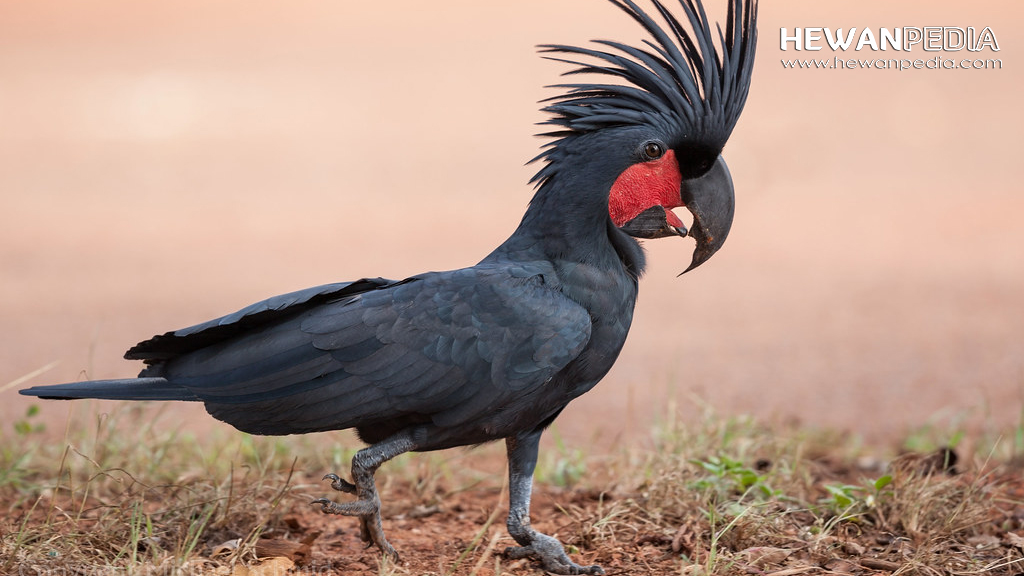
[618,155,735,274]
[680,155,735,274]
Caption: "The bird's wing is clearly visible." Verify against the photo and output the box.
[161,265,592,438]
[127,278,398,363]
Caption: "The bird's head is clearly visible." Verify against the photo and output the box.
[532,0,757,274]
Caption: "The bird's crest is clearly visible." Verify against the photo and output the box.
[531,0,757,184]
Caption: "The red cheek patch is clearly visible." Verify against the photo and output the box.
[608,149,684,228]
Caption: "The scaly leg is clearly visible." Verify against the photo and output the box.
[502,430,604,575]
[312,432,416,561]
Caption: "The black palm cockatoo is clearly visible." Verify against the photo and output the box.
[22,0,757,573]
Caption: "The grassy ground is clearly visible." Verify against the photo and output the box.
[2,400,1023,576]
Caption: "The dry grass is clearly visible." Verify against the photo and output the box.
[552,405,1024,575]
[2,399,1023,575]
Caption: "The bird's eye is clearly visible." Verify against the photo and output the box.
[642,141,665,161]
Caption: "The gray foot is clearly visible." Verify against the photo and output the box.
[504,532,604,575]
[312,473,397,561]
[309,434,417,562]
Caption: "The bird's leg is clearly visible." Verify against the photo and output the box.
[502,431,604,575]
[312,432,417,561]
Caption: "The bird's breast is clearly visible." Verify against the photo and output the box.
[549,262,639,391]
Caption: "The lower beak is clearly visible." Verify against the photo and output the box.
[617,205,688,239]
[680,155,735,274]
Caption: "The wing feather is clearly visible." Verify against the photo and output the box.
[155,266,590,439]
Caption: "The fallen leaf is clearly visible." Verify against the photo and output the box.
[860,558,901,571]
[841,540,865,555]
[212,539,241,557]
[764,568,816,576]
[739,547,793,568]
[680,564,706,576]
[823,558,857,575]
[232,557,295,576]
[255,537,315,564]
[671,524,697,554]
[407,504,442,519]
[967,535,1000,549]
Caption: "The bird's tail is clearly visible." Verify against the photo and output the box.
[19,377,200,402]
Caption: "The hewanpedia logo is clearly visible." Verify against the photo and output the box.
[780,27,1000,52]
[780,27,1002,71]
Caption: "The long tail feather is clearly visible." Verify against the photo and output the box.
[19,378,200,401]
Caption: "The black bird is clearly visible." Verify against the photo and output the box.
[21,0,757,573]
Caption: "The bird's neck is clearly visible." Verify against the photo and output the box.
[487,176,646,281]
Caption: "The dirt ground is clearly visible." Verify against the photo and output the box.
[192,470,1024,576]
[1,1,1023,454]
[8,451,1024,576]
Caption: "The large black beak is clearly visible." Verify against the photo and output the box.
[680,155,735,274]
[618,155,735,274]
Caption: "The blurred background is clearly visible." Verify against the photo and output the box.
[2,0,1021,451]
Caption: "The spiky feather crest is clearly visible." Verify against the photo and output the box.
[531,0,757,185]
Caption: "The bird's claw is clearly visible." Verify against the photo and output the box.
[310,497,334,513]
[322,472,357,494]
[503,533,604,575]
